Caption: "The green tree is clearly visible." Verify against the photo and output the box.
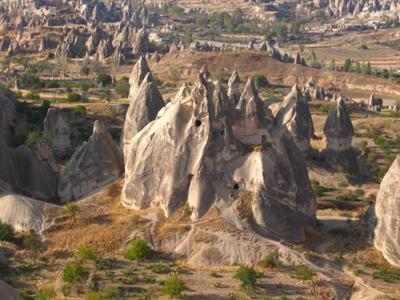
[343,58,353,72]
[63,203,79,223]
[330,59,336,71]
[63,264,87,284]
[183,30,193,47]
[355,61,362,73]
[234,265,261,290]
[232,8,244,27]
[160,276,187,297]
[96,73,112,87]
[382,68,390,79]
[363,62,372,75]
[81,65,91,78]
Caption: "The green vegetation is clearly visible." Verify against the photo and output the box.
[66,92,82,103]
[35,287,56,300]
[150,263,170,274]
[311,180,329,197]
[258,250,284,269]
[73,105,87,116]
[63,263,88,284]
[336,191,363,202]
[291,266,315,282]
[372,267,400,282]
[252,74,269,89]
[63,203,79,223]
[96,73,113,87]
[26,131,49,147]
[124,239,152,261]
[115,76,130,98]
[77,246,98,261]
[234,265,261,290]
[0,222,14,241]
[25,92,41,101]
[160,275,187,297]
[22,232,46,263]
[168,66,181,83]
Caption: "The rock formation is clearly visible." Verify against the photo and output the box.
[122,66,316,243]
[128,55,151,98]
[123,60,164,159]
[0,280,20,300]
[322,98,369,177]
[227,70,241,106]
[58,121,123,201]
[0,87,17,141]
[276,85,314,154]
[374,156,400,267]
[0,140,58,200]
[0,193,53,233]
[44,108,72,159]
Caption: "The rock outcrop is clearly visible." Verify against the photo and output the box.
[0,140,58,200]
[0,280,20,300]
[373,156,400,267]
[44,108,72,159]
[322,98,369,177]
[0,194,53,233]
[0,87,17,141]
[122,61,164,159]
[128,55,151,98]
[227,70,241,106]
[59,121,123,201]
[122,66,316,243]
[276,85,314,154]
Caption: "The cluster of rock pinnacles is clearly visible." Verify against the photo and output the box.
[0,56,399,266]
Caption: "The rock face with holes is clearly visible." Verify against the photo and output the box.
[59,121,123,201]
[122,66,316,243]
[322,98,369,177]
[122,58,164,159]
[44,108,72,159]
[374,156,400,267]
[276,85,314,154]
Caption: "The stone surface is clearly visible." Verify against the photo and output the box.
[44,108,72,159]
[59,121,123,201]
[123,69,164,159]
[276,84,314,154]
[0,280,20,300]
[0,140,58,200]
[227,70,241,106]
[0,87,17,142]
[122,66,316,243]
[374,156,400,267]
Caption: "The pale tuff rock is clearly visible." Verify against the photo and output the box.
[0,140,58,200]
[122,66,316,243]
[374,156,400,267]
[322,98,369,177]
[234,77,275,145]
[122,72,164,159]
[227,70,241,106]
[128,55,151,97]
[0,194,53,233]
[276,85,314,154]
[58,121,123,201]
[172,82,191,103]
[44,108,72,159]
[324,97,353,152]
[0,280,20,300]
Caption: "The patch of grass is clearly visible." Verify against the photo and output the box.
[0,222,14,241]
[35,287,56,300]
[150,263,170,274]
[291,266,316,282]
[311,180,328,197]
[77,246,98,261]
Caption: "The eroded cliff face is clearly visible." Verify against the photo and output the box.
[374,156,400,267]
[122,66,316,243]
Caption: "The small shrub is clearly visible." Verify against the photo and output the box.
[85,292,101,300]
[96,73,112,87]
[234,265,261,290]
[102,286,122,300]
[19,290,34,300]
[66,92,82,103]
[251,74,269,88]
[150,263,170,274]
[63,203,79,223]
[63,263,88,284]
[26,131,48,148]
[115,76,130,98]
[78,246,98,261]
[124,239,152,261]
[372,268,400,282]
[22,232,46,263]
[311,180,328,197]
[74,105,87,116]
[258,250,284,269]
[291,266,315,282]
[35,287,56,300]
[0,222,14,241]
[25,92,41,101]
[160,275,187,297]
